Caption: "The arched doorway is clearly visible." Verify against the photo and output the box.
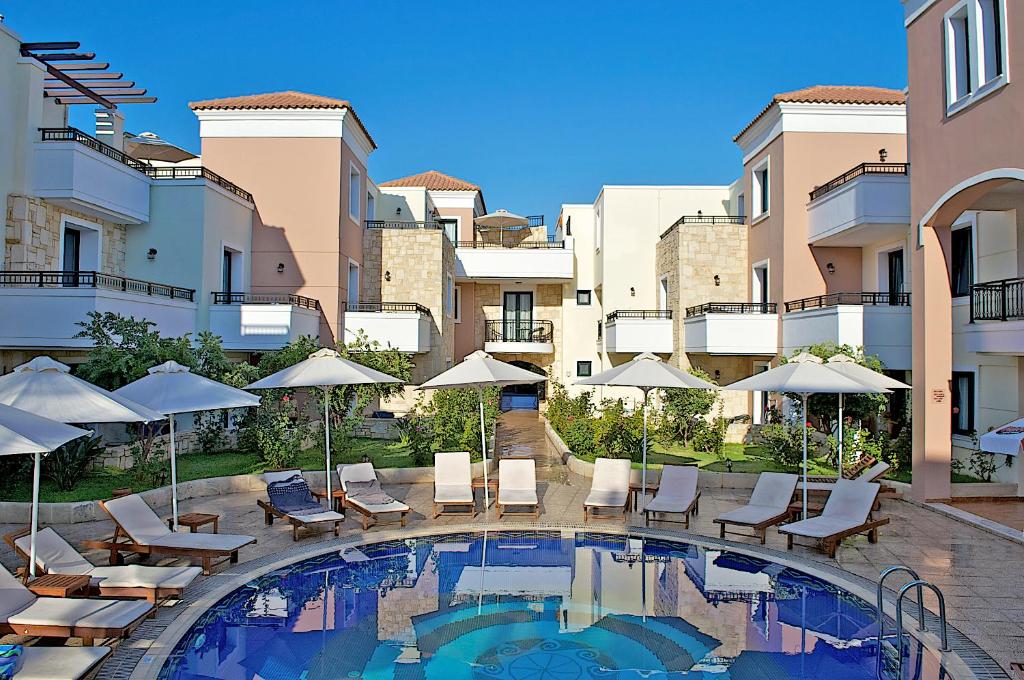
[500,361,547,411]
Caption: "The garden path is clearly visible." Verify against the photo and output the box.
[493,409,568,483]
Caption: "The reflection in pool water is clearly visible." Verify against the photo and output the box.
[158,531,947,679]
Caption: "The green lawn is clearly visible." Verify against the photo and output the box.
[644,441,839,475]
[3,438,412,503]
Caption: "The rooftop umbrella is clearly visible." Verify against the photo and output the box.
[0,403,89,577]
[824,355,910,471]
[724,353,888,518]
[417,350,546,509]
[473,209,529,246]
[115,361,261,528]
[245,348,402,503]
[576,352,718,509]
[123,131,197,164]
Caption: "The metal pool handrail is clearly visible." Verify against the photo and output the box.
[876,566,925,679]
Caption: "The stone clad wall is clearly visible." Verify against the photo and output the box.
[5,195,126,273]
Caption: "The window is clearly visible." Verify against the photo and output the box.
[597,320,603,340]
[454,285,462,323]
[736,193,746,220]
[951,371,975,435]
[577,361,593,378]
[951,225,973,297]
[347,261,360,307]
[752,158,770,219]
[366,192,375,222]
[659,277,669,310]
[438,218,458,244]
[446,274,454,318]
[944,0,1007,113]
[576,290,591,305]
[348,164,361,223]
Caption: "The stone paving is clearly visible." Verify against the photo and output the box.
[1,419,1023,675]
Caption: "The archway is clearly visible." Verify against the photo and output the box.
[500,361,547,411]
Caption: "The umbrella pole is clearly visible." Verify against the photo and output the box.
[478,386,490,510]
[838,393,844,473]
[802,393,809,520]
[641,388,650,512]
[324,387,332,503]
[29,452,41,578]
[170,415,179,529]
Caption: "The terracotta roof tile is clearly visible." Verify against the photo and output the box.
[735,85,906,142]
[379,170,481,192]
[188,90,376,148]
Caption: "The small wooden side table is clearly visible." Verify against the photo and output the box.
[27,573,91,598]
[629,482,660,512]
[472,477,499,509]
[787,501,825,520]
[170,512,220,533]
[311,488,346,513]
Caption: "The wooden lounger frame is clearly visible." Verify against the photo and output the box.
[433,499,476,519]
[783,516,890,558]
[643,491,701,529]
[257,499,342,541]
[344,496,410,531]
[82,500,256,576]
[4,528,184,604]
[0,595,152,646]
[583,498,630,523]
[713,509,791,544]
[497,497,541,520]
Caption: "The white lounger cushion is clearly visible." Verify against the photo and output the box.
[104,494,254,550]
[14,528,201,590]
[716,504,789,525]
[339,463,410,514]
[781,479,881,539]
[17,646,110,680]
[288,510,346,524]
[498,459,537,506]
[434,452,473,503]
[347,497,409,514]
[585,458,631,508]
[645,465,698,513]
[717,472,798,525]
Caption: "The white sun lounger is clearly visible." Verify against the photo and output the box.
[8,527,200,604]
[433,452,476,518]
[643,465,700,528]
[713,472,798,544]
[338,463,411,530]
[583,458,631,522]
[0,564,152,646]
[86,494,256,575]
[256,470,345,541]
[800,461,891,494]
[779,479,889,557]
[497,458,539,519]
[15,645,111,680]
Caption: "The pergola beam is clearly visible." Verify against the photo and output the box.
[52,96,157,105]
[52,62,110,71]
[46,72,124,81]
[20,41,80,51]
[46,81,136,90]
[35,52,96,62]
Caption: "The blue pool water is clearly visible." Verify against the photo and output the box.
[157,531,948,679]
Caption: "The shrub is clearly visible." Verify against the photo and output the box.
[592,399,644,461]
[758,423,806,469]
[398,415,434,467]
[194,411,229,453]
[659,368,720,446]
[44,436,103,491]
[419,387,499,460]
[692,408,727,458]
[250,397,306,469]
[545,382,598,457]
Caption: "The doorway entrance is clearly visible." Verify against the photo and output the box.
[503,291,533,341]
[500,360,546,411]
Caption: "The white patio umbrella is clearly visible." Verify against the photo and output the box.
[245,348,402,503]
[114,361,261,529]
[474,209,530,246]
[576,352,718,509]
[824,355,910,470]
[0,403,89,577]
[417,350,546,508]
[724,353,889,519]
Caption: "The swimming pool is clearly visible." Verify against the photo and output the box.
[157,530,950,679]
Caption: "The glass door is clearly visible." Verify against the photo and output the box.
[222,249,233,295]
[62,227,81,287]
[503,292,533,341]
[888,249,904,303]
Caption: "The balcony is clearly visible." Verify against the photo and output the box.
[343,302,432,353]
[456,237,574,282]
[32,127,151,224]
[659,214,746,239]
[0,271,196,348]
[806,163,910,246]
[782,292,911,369]
[144,166,253,202]
[964,278,1024,354]
[683,303,778,355]
[209,292,321,351]
[604,310,673,354]
[483,320,554,354]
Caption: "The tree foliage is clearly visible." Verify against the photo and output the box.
[659,367,720,446]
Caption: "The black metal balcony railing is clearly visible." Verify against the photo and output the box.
[783,291,911,313]
[526,215,545,228]
[144,166,253,202]
[660,215,746,239]
[39,127,148,174]
[606,309,673,322]
[809,162,910,201]
[1,270,195,301]
[346,301,431,316]
[455,239,564,249]
[365,220,442,230]
[212,292,319,310]
[685,302,778,317]
[485,319,553,343]
[971,277,1024,322]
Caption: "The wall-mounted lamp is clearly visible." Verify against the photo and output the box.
[714,369,721,380]
[276,262,285,274]
[697,209,703,217]
[630,287,635,297]
[879,148,888,163]
[713,274,721,287]
[146,248,157,260]
[826,262,835,275]
[384,270,391,282]
[395,206,402,216]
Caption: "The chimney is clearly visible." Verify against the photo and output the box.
[94,108,124,151]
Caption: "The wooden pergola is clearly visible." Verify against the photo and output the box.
[20,41,156,108]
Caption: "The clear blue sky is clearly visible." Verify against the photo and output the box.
[8,1,908,223]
